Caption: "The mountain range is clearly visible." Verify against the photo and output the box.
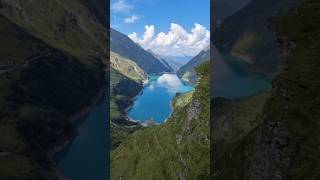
[110,28,173,74]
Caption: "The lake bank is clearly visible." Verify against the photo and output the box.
[54,86,108,180]
[212,47,272,99]
[128,74,194,124]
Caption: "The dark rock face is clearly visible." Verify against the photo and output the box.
[247,121,295,180]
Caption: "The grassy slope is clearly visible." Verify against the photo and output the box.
[212,92,270,178]
[213,0,302,77]
[111,61,210,180]
[1,0,106,61]
[110,51,147,82]
[177,48,210,84]
[213,0,320,179]
[0,0,106,179]
[110,68,142,149]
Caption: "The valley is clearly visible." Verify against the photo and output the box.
[110,23,210,178]
[128,74,194,124]
[211,0,320,179]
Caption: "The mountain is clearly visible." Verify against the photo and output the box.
[147,49,173,72]
[213,0,302,77]
[212,0,320,179]
[110,28,173,74]
[110,67,142,149]
[0,0,106,179]
[110,51,147,82]
[111,61,210,179]
[78,0,107,26]
[177,47,210,84]
[214,0,251,25]
[163,56,193,72]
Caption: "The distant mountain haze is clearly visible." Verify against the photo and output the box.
[147,49,173,72]
[164,56,193,72]
[110,28,173,74]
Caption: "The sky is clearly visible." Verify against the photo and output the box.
[110,0,210,57]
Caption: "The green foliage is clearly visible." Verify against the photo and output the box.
[110,68,143,149]
[213,0,320,179]
[177,48,210,84]
[110,51,147,82]
[212,92,270,178]
[111,61,210,179]
[0,0,107,178]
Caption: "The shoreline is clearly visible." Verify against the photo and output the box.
[49,84,107,179]
[49,85,107,156]
[126,73,195,125]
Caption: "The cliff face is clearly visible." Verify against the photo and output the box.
[213,0,320,179]
[0,0,107,179]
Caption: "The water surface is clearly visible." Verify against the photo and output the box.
[55,95,108,180]
[212,47,272,98]
[129,74,194,123]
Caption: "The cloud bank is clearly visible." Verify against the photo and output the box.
[128,23,210,57]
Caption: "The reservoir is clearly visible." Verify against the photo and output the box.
[212,47,272,98]
[55,94,108,180]
[128,74,194,123]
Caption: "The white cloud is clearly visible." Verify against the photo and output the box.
[128,23,210,57]
[128,32,139,42]
[111,0,133,14]
[156,74,182,89]
[124,15,139,24]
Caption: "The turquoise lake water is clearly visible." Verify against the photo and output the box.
[55,94,108,180]
[212,48,272,98]
[54,47,271,179]
[128,74,194,123]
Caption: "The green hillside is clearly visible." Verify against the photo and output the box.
[0,0,106,178]
[110,51,147,83]
[213,0,302,77]
[212,0,320,179]
[177,47,210,84]
[110,68,143,149]
[111,61,210,180]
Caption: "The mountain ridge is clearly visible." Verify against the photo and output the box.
[177,47,210,84]
[110,28,173,74]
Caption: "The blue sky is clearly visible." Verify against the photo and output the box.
[111,0,210,57]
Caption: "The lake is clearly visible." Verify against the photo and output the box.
[128,74,194,123]
[55,94,108,180]
[212,46,272,98]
